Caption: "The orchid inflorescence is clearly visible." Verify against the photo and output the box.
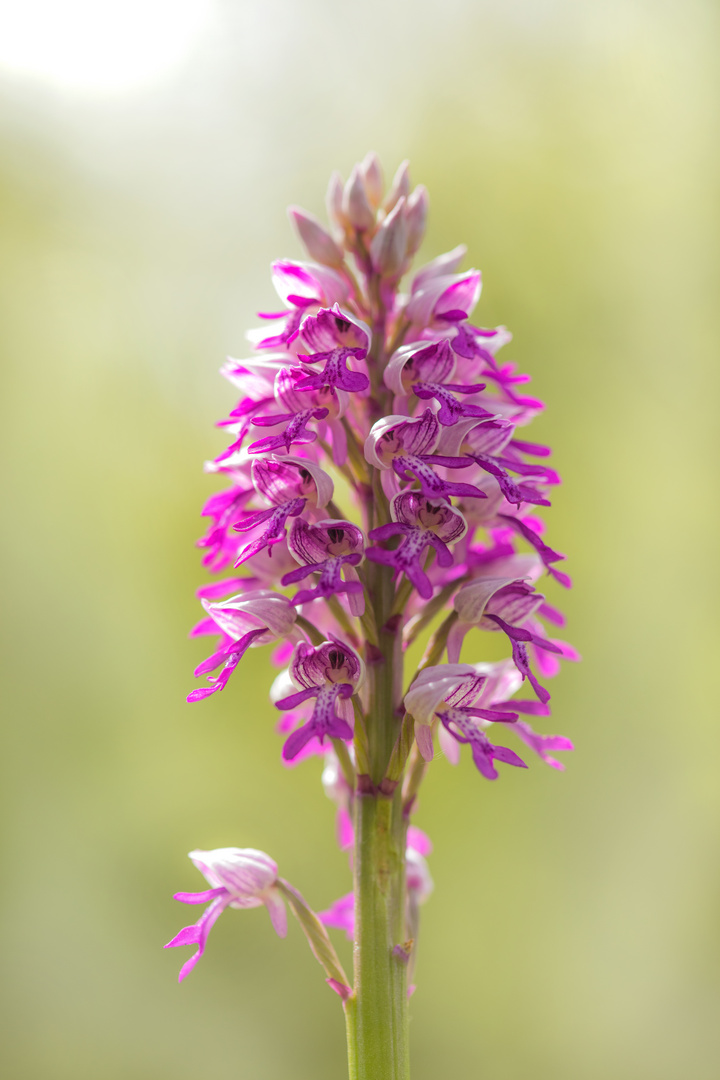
[166,154,577,1078]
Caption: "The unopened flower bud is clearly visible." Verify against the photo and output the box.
[326,170,346,231]
[383,159,410,212]
[369,196,408,277]
[342,165,376,231]
[361,151,384,208]
[288,206,345,268]
[405,185,429,257]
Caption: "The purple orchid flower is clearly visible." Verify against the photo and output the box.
[197,483,255,571]
[283,517,366,615]
[383,338,491,426]
[248,261,349,350]
[439,417,555,508]
[364,409,487,501]
[405,269,482,329]
[404,662,520,764]
[366,491,467,600]
[275,638,365,760]
[187,590,301,702]
[165,848,287,982]
[213,356,291,462]
[295,305,371,394]
[232,455,334,565]
[248,365,347,456]
[449,577,562,704]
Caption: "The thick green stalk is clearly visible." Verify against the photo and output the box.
[346,562,410,1080]
[349,790,409,1080]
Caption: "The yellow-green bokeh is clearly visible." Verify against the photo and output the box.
[1,2,718,1077]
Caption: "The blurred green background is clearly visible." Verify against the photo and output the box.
[1,1,718,1077]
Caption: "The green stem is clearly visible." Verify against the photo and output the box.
[346,561,410,1079]
[349,790,409,1080]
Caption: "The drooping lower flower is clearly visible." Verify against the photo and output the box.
[165,848,287,982]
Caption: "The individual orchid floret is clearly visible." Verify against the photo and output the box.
[275,638,365,761]
[443,418,556,508]
[384,339,491,426]
[215,355,286,454]
[404,661,527,780]
[197,482,254,571]
[384,338,457,396]
[250,260,349,350]
[367,492,467,600]
[165,848,287,982]
[449,577,562,703]
[300,304,371,356]
[297,305,371,394]
[283,517,366,614]
[405,269,482,329]
[188,591,301,702]
[364,409,487,501]
[248,404,329,455]
[233,456,334,565]
[247,366,348,456]
[404,663,519,763]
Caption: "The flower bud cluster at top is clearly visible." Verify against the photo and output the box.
[169,154,578,985]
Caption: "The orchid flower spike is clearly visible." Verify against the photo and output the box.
[178,155,578,1067]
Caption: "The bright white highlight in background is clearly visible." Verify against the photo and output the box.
[0,0,214,91]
